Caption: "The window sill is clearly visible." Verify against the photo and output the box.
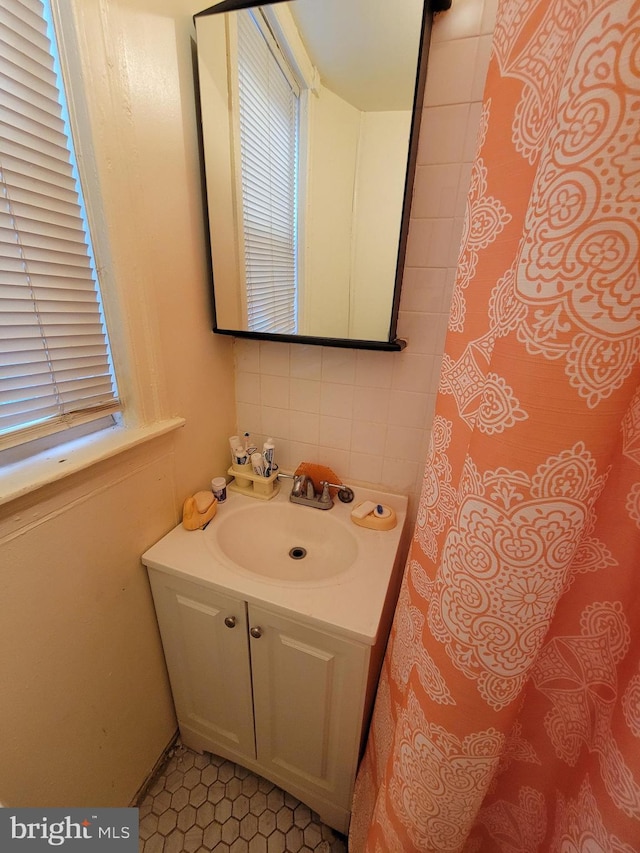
[0,418,185,508]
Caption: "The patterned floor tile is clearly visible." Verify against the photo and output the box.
[138,744,347,853]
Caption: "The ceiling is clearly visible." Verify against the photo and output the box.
[287,0,424,112]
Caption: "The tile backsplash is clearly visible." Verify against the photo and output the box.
[232,0,498,515]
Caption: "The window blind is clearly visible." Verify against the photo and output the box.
[237,10,298,335]
[0,0,119,451]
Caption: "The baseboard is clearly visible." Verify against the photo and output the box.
[129,728,179,806]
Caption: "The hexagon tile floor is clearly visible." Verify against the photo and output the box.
[137,742,348,852]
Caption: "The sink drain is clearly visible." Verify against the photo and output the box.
[289,546,307,560]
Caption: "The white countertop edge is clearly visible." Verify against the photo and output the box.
[144,557,385,646]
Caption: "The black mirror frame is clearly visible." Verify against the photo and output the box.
[193,0,452,351]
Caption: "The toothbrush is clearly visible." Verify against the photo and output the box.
[244,431,258,456]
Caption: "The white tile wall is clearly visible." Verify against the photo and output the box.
[232,0,497,517]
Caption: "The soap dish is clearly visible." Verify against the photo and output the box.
[351,503,397,531]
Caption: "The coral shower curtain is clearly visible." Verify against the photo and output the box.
[350,0,640,850]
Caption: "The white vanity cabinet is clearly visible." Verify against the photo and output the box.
[147,574,256,759]
[147,569,373,833]
[142,485,408,833]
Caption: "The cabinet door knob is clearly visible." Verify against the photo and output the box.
[224,616,237,629]
[250,626,262,639]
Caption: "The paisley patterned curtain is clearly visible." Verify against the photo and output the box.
[350,1,640,850]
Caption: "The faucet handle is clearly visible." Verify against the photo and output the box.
[291,473,305,497]
[291,473,316,499]
[320,481,354,503]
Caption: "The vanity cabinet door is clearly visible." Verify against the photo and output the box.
[147,571,256,761]
[247,604,369,813]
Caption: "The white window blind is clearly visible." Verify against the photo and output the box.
[0,0,119,451]
[237,9,298,335]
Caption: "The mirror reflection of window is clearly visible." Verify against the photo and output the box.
[194,0,429,349]
[236,9,300,334]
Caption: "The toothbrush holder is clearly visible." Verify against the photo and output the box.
[232,460,253,489]
[227,466,280,501]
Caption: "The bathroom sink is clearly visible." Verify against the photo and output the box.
[142,484,408,641]
[209,502,359,581]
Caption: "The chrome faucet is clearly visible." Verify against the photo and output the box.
[289,473,331,509]
[291,474,315,500]
[280,472,354,510]
[321,481,355,504]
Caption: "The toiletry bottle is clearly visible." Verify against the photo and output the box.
[211,477,227,503]
[234,445,248,465]
[251,451,265,477]
[228,435,240,463]
[262,438,275,477]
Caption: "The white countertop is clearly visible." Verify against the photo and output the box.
[142,484,408,645]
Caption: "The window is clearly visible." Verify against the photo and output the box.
[0,0,119,453]
[236,9,299,335]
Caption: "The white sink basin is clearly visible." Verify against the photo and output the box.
[209,502,358,581]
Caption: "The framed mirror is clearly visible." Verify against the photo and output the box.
[194,0,446,351]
